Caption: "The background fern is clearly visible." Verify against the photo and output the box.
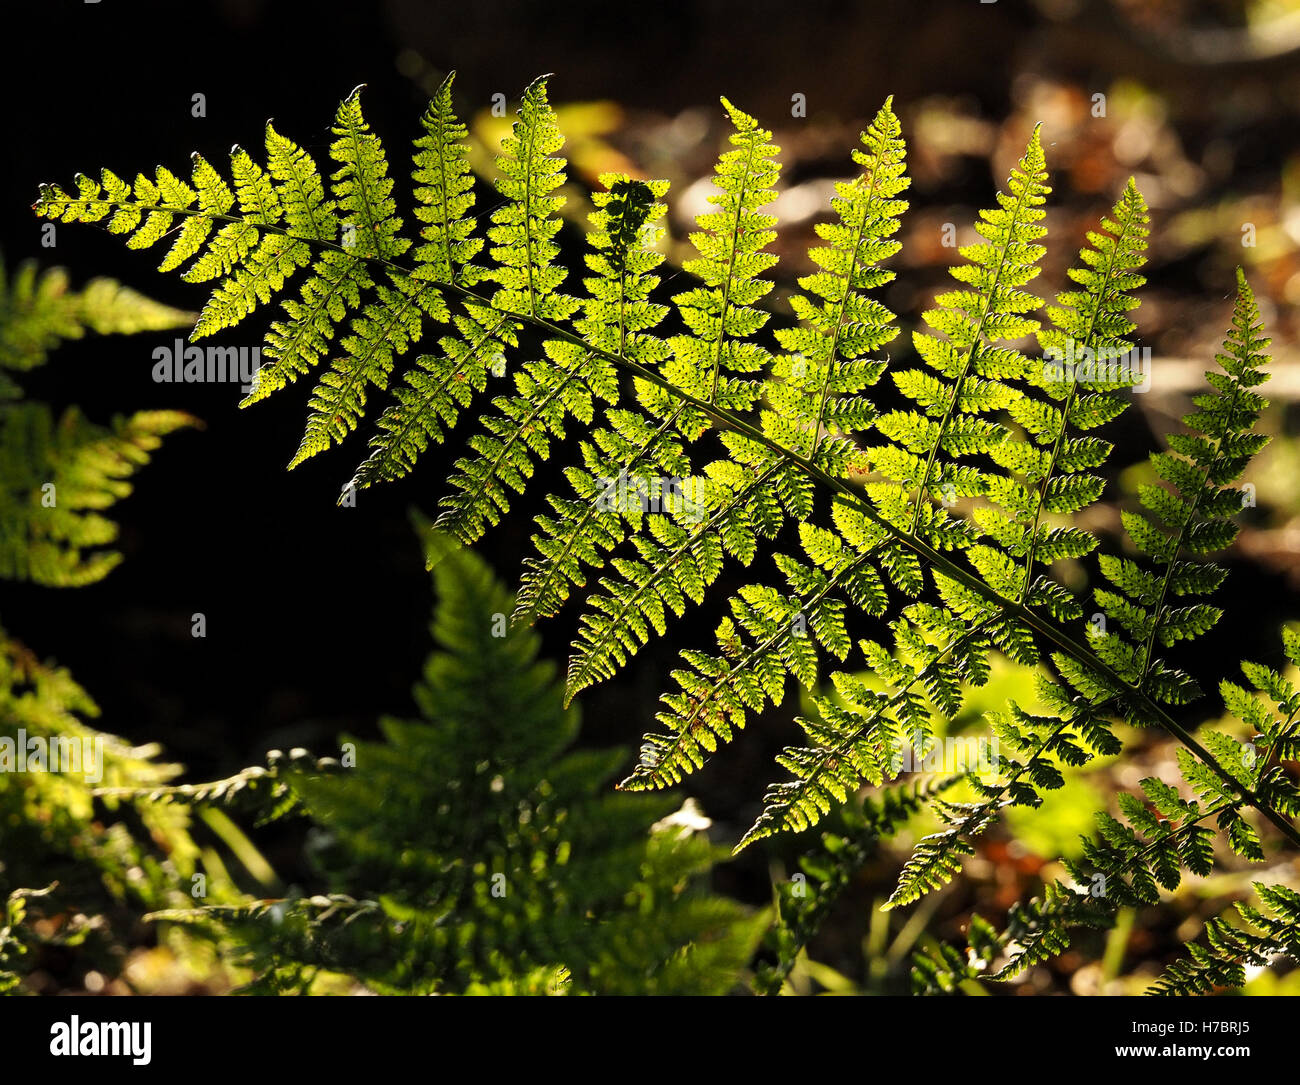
[0,259,243,995]
[152,526,766,995]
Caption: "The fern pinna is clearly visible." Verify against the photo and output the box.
[36,73,1298,994]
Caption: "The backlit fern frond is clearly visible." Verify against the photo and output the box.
[559,99,909,706]
[766,96,907,467]
[508,177,681,621]
[869,127,1049,550]
[289,89,445,467]
[979,178,1150,621]
[740,575,1019,847]
[618,132,1049,799]
[1091,267,1270,706]
[885,270,1272,911]
[35,80,1300,891]
[513,96,792,636]
[433,78,624,543]
[347,73,514,489]
[1153,882,1300,995]
[908,627,1300,991]
[667,97,780,411]
[237,125,370,402]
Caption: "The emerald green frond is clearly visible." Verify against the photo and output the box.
[1095,268,1269,703]
[870,126,1049,550]
[432,171,664,543]
[666,98,780,410]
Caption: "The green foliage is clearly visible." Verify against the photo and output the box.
[152,532,765,994]
[0,260,236,993]
[910,625,1300,994]
[36,76,1300,996]
[0,257,195,586]
[756,776,956,995]
[0,254,192,377]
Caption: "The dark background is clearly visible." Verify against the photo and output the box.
[4,0,1299,926]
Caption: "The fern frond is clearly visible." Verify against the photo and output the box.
[1000,178,1150,615]
[558,99,909,704]
[153,532,764,994]
[507,175,680,622]
[0,406,195,586]
[238,124,368,401]
[667,97,780,410]
[911,627,1300,990]
[766,96,908,465]
[1097,267,1270,703]
[755,776,956,995]
[0,258,197,587]
[432,164,657,543]
[343,73,517,489]
[1153,882,1300,995]
[619,132,1047,798]
[289,89,449,467]
[513,96,788,627]
[885,271,1273,909]
[0,256,193,374]
[742,597,1007,848]
[870,126,1050,548]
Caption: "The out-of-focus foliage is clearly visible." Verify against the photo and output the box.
[151,531,766,995]
[0,259,238,995]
